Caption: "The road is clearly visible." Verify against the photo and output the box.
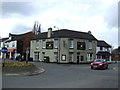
[2,62,118,88]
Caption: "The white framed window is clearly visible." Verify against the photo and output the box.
[5,43,9,48]
[34,52,40,61]
[88,41,92,50]
[69,39,74,48]
[69,52,74,62]
[87,53,93,61]
[62,54,66,61]
[36,40,39,49]
[54,52,58,62]
[42,40,46,49]
[54,39,58,48]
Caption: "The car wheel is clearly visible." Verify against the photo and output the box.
[106,65,108,69]
[91,66,93,69]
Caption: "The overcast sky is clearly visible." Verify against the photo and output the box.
[0,0,119,48]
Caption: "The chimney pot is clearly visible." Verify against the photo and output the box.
[88,31,91,34]
[48,28,52,38]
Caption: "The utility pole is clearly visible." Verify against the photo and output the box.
[2,47,8,67]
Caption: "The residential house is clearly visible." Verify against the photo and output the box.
[96,40,112,61]
[30,28,97,63]
[0,32,35,60]
[0,37,9,59]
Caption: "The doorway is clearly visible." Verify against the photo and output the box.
[77,53,80,64]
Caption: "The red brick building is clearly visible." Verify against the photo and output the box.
[1,32,35,60]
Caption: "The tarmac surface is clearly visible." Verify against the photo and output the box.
[2,60,119,88]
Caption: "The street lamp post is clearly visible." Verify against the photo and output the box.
[54,26,60,63]
[26,48,29,63]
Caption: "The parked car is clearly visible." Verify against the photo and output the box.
[90,59,108,70]
[16,55,21,61]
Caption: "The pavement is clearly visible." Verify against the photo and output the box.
[3,67,45,76]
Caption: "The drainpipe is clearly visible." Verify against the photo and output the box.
[54,26,60,63]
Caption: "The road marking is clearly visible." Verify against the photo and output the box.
[5,74,20,76]
[113,67,118,71]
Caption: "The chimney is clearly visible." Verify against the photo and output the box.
[88,31,91,34]
[9,33,11,37]
[48,28,52,38]
[9,33,12,40]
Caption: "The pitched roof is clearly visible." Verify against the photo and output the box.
[32,29,97,40]
[9,32,33,41]
[9,31,32,37]
[97,40,111,48]
[1,38,9,42]
[96,51,111,55]
[1,32,34,43]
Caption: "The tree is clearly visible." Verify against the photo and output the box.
[112,46,120,61]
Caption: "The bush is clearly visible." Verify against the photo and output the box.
[2,62,38,74]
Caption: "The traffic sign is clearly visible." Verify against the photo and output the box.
[2,47,8,53]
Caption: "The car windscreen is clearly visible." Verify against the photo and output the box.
[94,59,104,62]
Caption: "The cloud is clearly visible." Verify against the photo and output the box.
[0,17,22,37]
[0,0,119,48]
[104,2,118,29]
[2,2,37,17]
[0,17,33,37]
[118,1,120,35]
[34,0,105,30]
[11,23,32,34]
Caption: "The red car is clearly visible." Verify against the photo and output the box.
[90,59,108,70]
